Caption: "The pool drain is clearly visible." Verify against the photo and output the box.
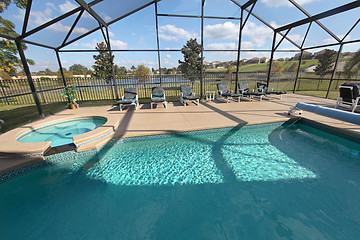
[65,132,72,136]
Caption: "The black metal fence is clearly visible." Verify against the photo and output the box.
[0,72,297,105]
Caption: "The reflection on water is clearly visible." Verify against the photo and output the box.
[84,122,316,185]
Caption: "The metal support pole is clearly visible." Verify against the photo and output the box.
[55,50,67,87]
[326,44,343,98]
[15,39,44,118]
[155,1,162,83]
[293,50,304,93]
[105,27,119,100]
[235,9,244,93]
[267,31,277,86]
[200,0,205,98]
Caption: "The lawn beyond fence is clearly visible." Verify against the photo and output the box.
[2,71,352,105]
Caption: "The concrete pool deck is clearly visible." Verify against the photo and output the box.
[0,93,359,175]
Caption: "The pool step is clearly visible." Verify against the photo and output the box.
[44,143,77,156]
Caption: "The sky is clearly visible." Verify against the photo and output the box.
[2,0,360,72]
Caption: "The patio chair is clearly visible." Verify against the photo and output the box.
[256,81,287,100]
[180,85,200,106]
[335,83,360,113]
[151,87,167,109]
[116,87,139,111]
[217,83,242,103]
[238,82,265,101]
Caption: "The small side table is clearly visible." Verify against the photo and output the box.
[205,91,215,101]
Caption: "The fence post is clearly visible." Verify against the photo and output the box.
[36,78,46,103]
[0,79,10,105]
[75,77,84,101]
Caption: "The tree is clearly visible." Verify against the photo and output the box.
[57,68,73,79]
[114,65,127,77]
[344,49,360,78]
[69,64,89,75]
[134,64,150,81]
[178,38,203,81]
[167,67,176,74]
[0,1,35,79]
[134,64,151,95]
[225,64,232,74]
[130,65,136,73]
[92,42,114,83]
[268,61,283,79]
[44,68,54,75]
[284,63,297,72]
[314,49,337,89]
[225,63,233,79]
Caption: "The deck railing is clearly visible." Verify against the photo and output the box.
[0,72,301,105]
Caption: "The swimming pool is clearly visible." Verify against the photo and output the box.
[1,121,360,239]
[17,117,107,147]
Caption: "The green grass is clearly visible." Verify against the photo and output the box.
[205,59,319,73]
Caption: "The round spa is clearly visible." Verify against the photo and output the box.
[17,117,107,147]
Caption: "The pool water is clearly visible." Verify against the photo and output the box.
[17,117,107,147]
[1,121,360,239]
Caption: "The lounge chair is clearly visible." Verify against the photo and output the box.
[238,82,265,101]
[180,85,200,106]
[151,87,167,109]
[116,87,139,111]
[256,81,286,100]
[335,83,360,112]
[217,83,242,103]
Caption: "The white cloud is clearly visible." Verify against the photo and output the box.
[75,39,100,49]
[243,21,273,47]
[111,40,128,49]
[13,9,25,21]
[14,5,89,36]
[287,34,303,43]
[159,25,197,41]
[59,1,77,14]
[204,22,239,40]
[242,41,255,48]
[74,39,128,49]
[46,2,55,9]
[166,54,171,59]
[322,35,348,45]
[204,21,276,48]
[260,0,319,7]
[206,42,237,50]
[102,14,112,22]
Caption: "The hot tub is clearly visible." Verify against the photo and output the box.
[17,117,107,147]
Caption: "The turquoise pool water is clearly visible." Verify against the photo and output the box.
[17,117,107,147]
[1,121,360,239]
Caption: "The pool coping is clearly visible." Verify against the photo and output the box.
[0,94,359,179]
[1,117,359,184]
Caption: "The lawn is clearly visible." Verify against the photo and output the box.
[205,59,319,73]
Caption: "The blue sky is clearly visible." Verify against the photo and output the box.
[2,0,360,72]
